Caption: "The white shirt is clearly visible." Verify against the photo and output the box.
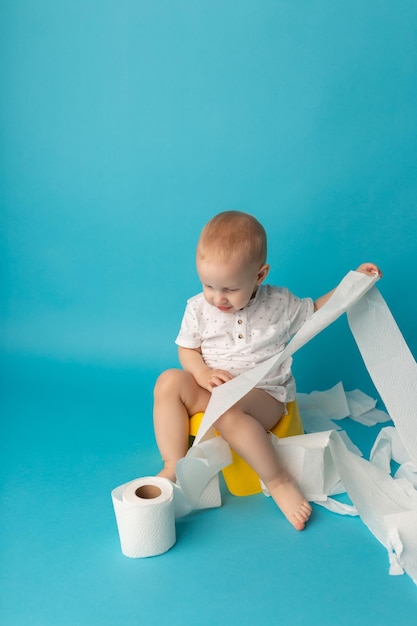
[175,283,314,402]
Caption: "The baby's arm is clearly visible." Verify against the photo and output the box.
[178,346,233,391]
[314,262,382,311]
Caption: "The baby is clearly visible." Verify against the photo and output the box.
[153,211,381,530]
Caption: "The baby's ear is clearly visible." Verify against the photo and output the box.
[257,264,270,283]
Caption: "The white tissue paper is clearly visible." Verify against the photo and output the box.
[173,436,232,518]
[112,476,176,558]
[112,270,417,584]
[347,286,417,464]
[193,271,379,446]
[296,382,350,433]
[112,439,232,557]
[189,271,417,583]
[296,383,391,433]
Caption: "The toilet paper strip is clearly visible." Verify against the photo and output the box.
[347,287,417,465]
[112,476,176,558]
[189,270,417,583]
[370,427,417,491]
[297,383,390,433]
[267,428,417,578]
[173,436,232,518]
[112,269,417,581]
[193,270,379,446]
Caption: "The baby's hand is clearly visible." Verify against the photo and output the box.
[197,368,234,392]
[356,262,382,278]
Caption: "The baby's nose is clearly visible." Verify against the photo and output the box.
[213,292,228,306]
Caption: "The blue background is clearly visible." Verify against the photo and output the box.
[1,1,417,625]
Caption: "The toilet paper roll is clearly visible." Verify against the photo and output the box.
[111,476,176,558]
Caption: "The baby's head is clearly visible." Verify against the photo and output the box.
[196,211,270,313]
[197,210,267,267]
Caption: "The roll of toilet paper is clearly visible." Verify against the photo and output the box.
[111,476,176,558]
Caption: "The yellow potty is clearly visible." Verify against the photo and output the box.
[189,400,304,497]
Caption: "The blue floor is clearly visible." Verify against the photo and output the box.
[1,353,416,626]
[2,0,417,623]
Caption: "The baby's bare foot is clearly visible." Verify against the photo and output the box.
[265,474,312,531]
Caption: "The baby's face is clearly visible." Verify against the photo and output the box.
[197,254,268,314]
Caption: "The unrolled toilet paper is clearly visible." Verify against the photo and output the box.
[112,476,176,558]
[188,270,417,583]
[111,270,417,583]
[193,270,381,446]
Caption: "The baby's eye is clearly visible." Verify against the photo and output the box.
[224,288,238,293]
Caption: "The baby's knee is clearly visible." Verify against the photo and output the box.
[153,368,189,398]
[214,410,240,438]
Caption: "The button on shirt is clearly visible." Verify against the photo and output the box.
[175,284,314,403]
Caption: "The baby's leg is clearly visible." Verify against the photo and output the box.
[214,389,312,530]
[153,369,210,481]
